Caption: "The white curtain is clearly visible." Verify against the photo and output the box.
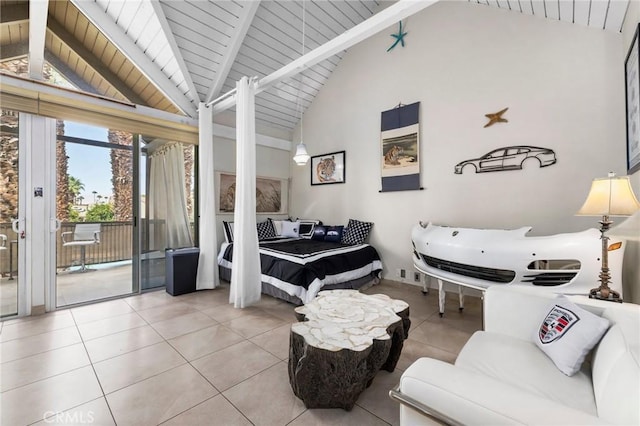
[229,76,262,308]
[148,142,193,250]
[196,102,218,290]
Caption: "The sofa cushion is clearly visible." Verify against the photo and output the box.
[456,331,597,416]
[592,308,640,425]
[534,296,610,376]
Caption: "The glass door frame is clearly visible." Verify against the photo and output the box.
[14,113,57,316]
[12,113,29,317]
[47,126,141,311]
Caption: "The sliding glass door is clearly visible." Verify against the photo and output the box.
[0,112,196,316]
[140,139,196,291]
[0,109,22,317]
[54,122,138,307]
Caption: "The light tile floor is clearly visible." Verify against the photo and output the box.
[0,280,483,426]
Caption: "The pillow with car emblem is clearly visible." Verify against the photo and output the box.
[533,296,610,376]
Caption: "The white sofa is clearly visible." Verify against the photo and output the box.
[394,285,640,425]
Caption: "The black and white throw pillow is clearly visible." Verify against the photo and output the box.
[341,219,373,245]
[297,219,321,239]
[222,221,234,243]
[257,220,277,240]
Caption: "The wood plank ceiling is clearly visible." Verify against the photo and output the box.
[0,0,631,136]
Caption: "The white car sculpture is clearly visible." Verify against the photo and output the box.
[411,222,626,316]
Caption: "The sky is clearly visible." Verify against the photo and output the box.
[63,121,149,205]
[64,121,113,204]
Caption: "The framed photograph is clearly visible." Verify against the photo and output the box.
[216,171,288,214]
[625,23,640,175]
[311,151,346,185]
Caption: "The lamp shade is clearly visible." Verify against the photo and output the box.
[293,142,310,165]
[576,175,640,217]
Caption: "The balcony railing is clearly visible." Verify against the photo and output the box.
[0,219,197,277]
[0,221,133,275]
[58,221,133,269]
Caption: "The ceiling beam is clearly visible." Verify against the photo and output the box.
[28,0,48,80]
[47,18,147,105]
[70,0,197,118]
[0,2,28,24]
[213,122,291,151]
[204,0,260,104]
[1,71,198,127]
[148,0,200,104]
[212,0,440,113]
[43,51,100,95]
[0,41,105,96]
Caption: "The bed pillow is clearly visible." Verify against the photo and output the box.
[341,219,373,245]
[297,219,321,239]
[222,221,234,243]
[533,296,610,376]
[257,220,277,240]
[311,225,327,241]
[281,220,300,238]
[324,226,344,243]
[270,219,284,236]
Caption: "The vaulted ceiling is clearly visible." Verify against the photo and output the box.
[0,0,631,137]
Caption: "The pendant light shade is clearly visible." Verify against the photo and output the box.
[293,142,310,165]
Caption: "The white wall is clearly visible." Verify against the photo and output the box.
[621,5,640,303]
[289,2,629,293]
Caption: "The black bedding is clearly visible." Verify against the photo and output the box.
[218,238,383,304]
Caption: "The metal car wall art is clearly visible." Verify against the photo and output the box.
[454,145,556,174]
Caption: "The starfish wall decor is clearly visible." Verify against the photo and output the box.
[484,107,509,128]
[387,21,407,52]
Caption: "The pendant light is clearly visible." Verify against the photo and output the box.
[293,0,310,166]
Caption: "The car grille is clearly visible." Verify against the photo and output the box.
[421,255,515,283]
[522,272,578,286]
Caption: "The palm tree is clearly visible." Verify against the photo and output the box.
[2,60,68,220]
[56,121,69,221]
[109,130,133,221]
[68,176,85,205]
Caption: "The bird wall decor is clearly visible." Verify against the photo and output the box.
[484,107,509,128]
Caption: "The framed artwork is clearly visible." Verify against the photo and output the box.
[216,172,288,214]
[311,151,346,185]
[625,23,640,175]
[380,102,421,191]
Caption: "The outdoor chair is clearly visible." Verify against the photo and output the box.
[62,224,101,272]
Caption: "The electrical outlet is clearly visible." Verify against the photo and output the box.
[400,269,406,279]
[414,272,421,282]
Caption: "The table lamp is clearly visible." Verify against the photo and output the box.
[576,172,640,302]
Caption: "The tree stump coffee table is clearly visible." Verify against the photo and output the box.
[288,289,410,410]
